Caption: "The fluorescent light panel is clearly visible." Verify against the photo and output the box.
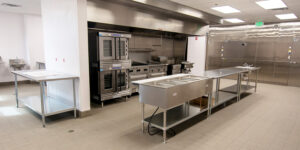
[224,18,245,23]
[211,6,240,14]
[256,0,287,9]
[132,0,147,4]
[276,13,297,20]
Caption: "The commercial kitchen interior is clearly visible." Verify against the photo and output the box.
[1,0,300,149]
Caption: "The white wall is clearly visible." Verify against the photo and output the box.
[24,15,45,69]
[0,12,44,82]
[187,36,207,75]
[41,0,90,112]
[0,12,27,67]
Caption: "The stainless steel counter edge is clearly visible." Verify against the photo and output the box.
[198,67,261,79]
[132,74,192,85]
[12,70,79,82]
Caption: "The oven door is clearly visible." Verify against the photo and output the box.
[117,69,128,91]
[100,70,116,94]
[99,37,115,60]
[116,38,128,60]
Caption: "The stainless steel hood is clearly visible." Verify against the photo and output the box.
[87,0,222,35]
[117,0,221,25]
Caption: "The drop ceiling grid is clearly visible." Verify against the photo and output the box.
[170,0,300,24]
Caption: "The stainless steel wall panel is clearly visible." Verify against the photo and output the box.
[273,62,289,85]
[223,41,246,59]
[274,37,291,62]
[272,37,291,84]
[87,0,217,35]
[289,37,300,86]
[173,39,186,57]
[288,63,300,86]
[255,37,276,83]
[128,34,186,61]
[255,37,275,61]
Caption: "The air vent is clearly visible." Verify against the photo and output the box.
[270,7,288,11]
[1,3,21,7]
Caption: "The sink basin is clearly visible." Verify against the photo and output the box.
[11,63,25,68]
[9,59,25,69]
[145,75,209,88]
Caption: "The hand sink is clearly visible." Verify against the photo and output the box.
[9,59,25,69]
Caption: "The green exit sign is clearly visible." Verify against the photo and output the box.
[256,21,264,27]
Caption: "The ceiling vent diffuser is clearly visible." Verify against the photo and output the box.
[1,3,21,7]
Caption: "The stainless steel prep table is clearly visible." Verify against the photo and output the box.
[197,66,260,113]
[12,70,78,127]
[133,74,213,143]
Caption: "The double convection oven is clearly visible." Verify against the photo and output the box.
[89,31,131,107]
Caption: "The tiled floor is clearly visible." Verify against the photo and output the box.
[1,80,300,150]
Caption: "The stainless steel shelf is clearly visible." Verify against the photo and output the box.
[212,91,237,108]
[144,105,207,130]
[220,84,255,93]
[20,96,74,117]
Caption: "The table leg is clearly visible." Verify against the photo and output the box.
[237,73,241,101]
[163,109,167,144]
[255,70,258,92]
[246,73,250,87]
[40,81,46,127]
[215,78,220,105]
[72,79,77,118]
[14,75,19,108]
[207,93,212,116]
[141,103,145,133]
[187,101,190,115]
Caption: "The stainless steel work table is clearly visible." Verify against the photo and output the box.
[133,74,213,143]
[12,70,78,127]
[198,66,260,113]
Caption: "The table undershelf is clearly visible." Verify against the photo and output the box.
[20,96,74,117]
[212,91,237,108]
[144,105,207,130]
[220,84,255,94]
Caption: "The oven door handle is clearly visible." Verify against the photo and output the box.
[116,70,121,92]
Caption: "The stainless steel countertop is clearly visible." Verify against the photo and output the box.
[12,70,78,82]
[197,67,261,78]
[132,74,189,85]
[141,75,210,89]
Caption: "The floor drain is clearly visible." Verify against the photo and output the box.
[68,130,74,133]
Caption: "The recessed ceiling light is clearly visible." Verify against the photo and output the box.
[224,18,245,23]
[256,0,287,10]
[211,6,240,14]
[275,13,297,20]
[132,0,147,4]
